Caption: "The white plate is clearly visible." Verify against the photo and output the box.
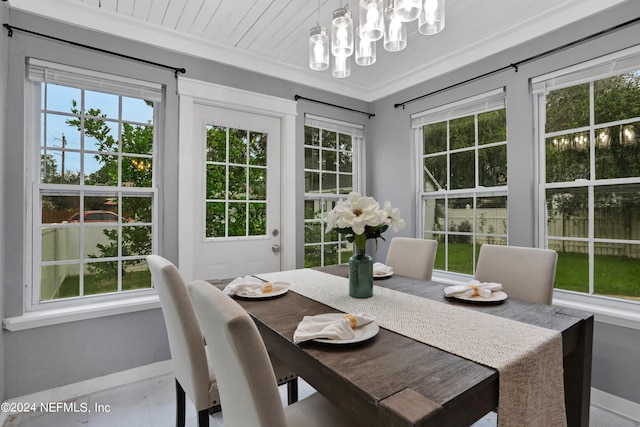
[312,314,380,344]
[444,288,508,304]
[373,271,393,279]
[234,287,288,300]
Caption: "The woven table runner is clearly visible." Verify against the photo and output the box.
[259,268,566,427]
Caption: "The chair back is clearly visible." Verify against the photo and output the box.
[475,244,558,304]
[385,237,438,280]
[147,255,211,410]
[188,280,288,427]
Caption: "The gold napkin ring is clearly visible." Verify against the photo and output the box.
[343,314,357,329]
[263,282,272,293]
[469,284,479,297]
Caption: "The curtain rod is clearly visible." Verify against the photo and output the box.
[393,16,640,109]
[294,95,375,118]
[3,23,186,77]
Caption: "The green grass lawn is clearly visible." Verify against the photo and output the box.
[56,269,152,298]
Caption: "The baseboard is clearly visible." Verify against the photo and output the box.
[0,360,172,425]
[591,387,640,423]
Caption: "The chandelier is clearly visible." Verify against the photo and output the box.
[309,0,445,78]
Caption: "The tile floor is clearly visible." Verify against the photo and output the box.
[3,373,637,426]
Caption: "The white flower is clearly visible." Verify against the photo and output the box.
[382,201,406,232]
[333,192,382,235]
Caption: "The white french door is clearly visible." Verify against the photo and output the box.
[177,78,297,282]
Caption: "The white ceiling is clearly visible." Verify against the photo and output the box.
[7,0,631,102]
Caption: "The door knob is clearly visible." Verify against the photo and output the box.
[272,244,280,253]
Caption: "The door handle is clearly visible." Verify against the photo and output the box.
[272,244,280,253]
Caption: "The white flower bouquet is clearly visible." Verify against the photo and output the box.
[325,192,406,252]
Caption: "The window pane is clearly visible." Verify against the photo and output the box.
[40,264,79,300]
[249,132,267,166]
[425,232,446,270]
[84,225,117,259]
[322,172,337,193]
[594,242,640,299]
[85,119,118,152]
[446,237,474,274]
[123,195,152,222]
[546,188,589,238]
[478,109,506,145]
[46,84,81,113]
[478,145,507,187]
[123,156,153,188]
[449,116,474,150]
[122,225,152,256]
[595,122,640,179]
[42,195,79,224]
[339,134,352,151]
[229,128,247,164]
[44,113,80,149]
[546,83,589,133]
[122,123,153,155]
[305,147,320,170]
[305,126,320,146]
[423,197,445,232]
[207,165,226,199]
[476,196,507,235]
[447,197,474,233]
[305,171,320,193]
[248,203,266,236]
[594,72,640,124]
[85,153,116,186]
[305,199,321,220]
[305,245,322,268]
[424,155,446,191]
[338,174,353,194]
[122,97,154,124]
[122,259,152,291]
[450,150,475,190]
[550,239,589,293]
[84,261,118,295]
[305,222,322,244]
[323,150,337,172]
[86,90,119,119]
[207,126,227,162]
[206,202,226,237]
[324,243,339,265]
[249,168,267,200]
[42,227,80,261]
[423,121,447,154]
[339,151,352,173]
[594,184,640,239]
[545,132,590,182]
[322,130,337,149]
[228,202,246,236]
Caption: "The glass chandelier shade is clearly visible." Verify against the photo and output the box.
[359,0,384,41]
[383,11,406,52]
[309,25,329,71]
[331,6,354,57]
[355,26,376,66]
[394,0,422,22]
[332,54,351,78]
[419,0,445,35]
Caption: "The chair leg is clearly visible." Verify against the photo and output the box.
[198,408,210,427]
[175,379,186,427]
[287,378,298,405]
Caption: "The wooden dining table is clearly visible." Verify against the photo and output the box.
[212,265,593,427]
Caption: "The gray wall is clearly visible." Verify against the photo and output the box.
[1,1,9,402]
[367,1,640,405]
[2,0,640,409]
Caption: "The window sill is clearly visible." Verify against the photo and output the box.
[2,295,161,331]
[432,272,640,331]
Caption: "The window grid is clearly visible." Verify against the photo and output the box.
[539,68,640,302]
[304,124,359,268]
[32,76,157,308]
[419,106,508,275]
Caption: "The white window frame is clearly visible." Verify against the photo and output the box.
[414,88,508,275]
[303,114,365,267]
[533,44,640,328]
[24,59,160,312]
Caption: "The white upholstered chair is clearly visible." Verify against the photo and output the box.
[187,279,356,427]
[385,237,438,280]
[474,244,558,305]
[147,255,297,427]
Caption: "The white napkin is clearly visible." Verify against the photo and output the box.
[223,276,289,296]
[373,262,393,276]
[293,313,375,343]
[444,280,503,298]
